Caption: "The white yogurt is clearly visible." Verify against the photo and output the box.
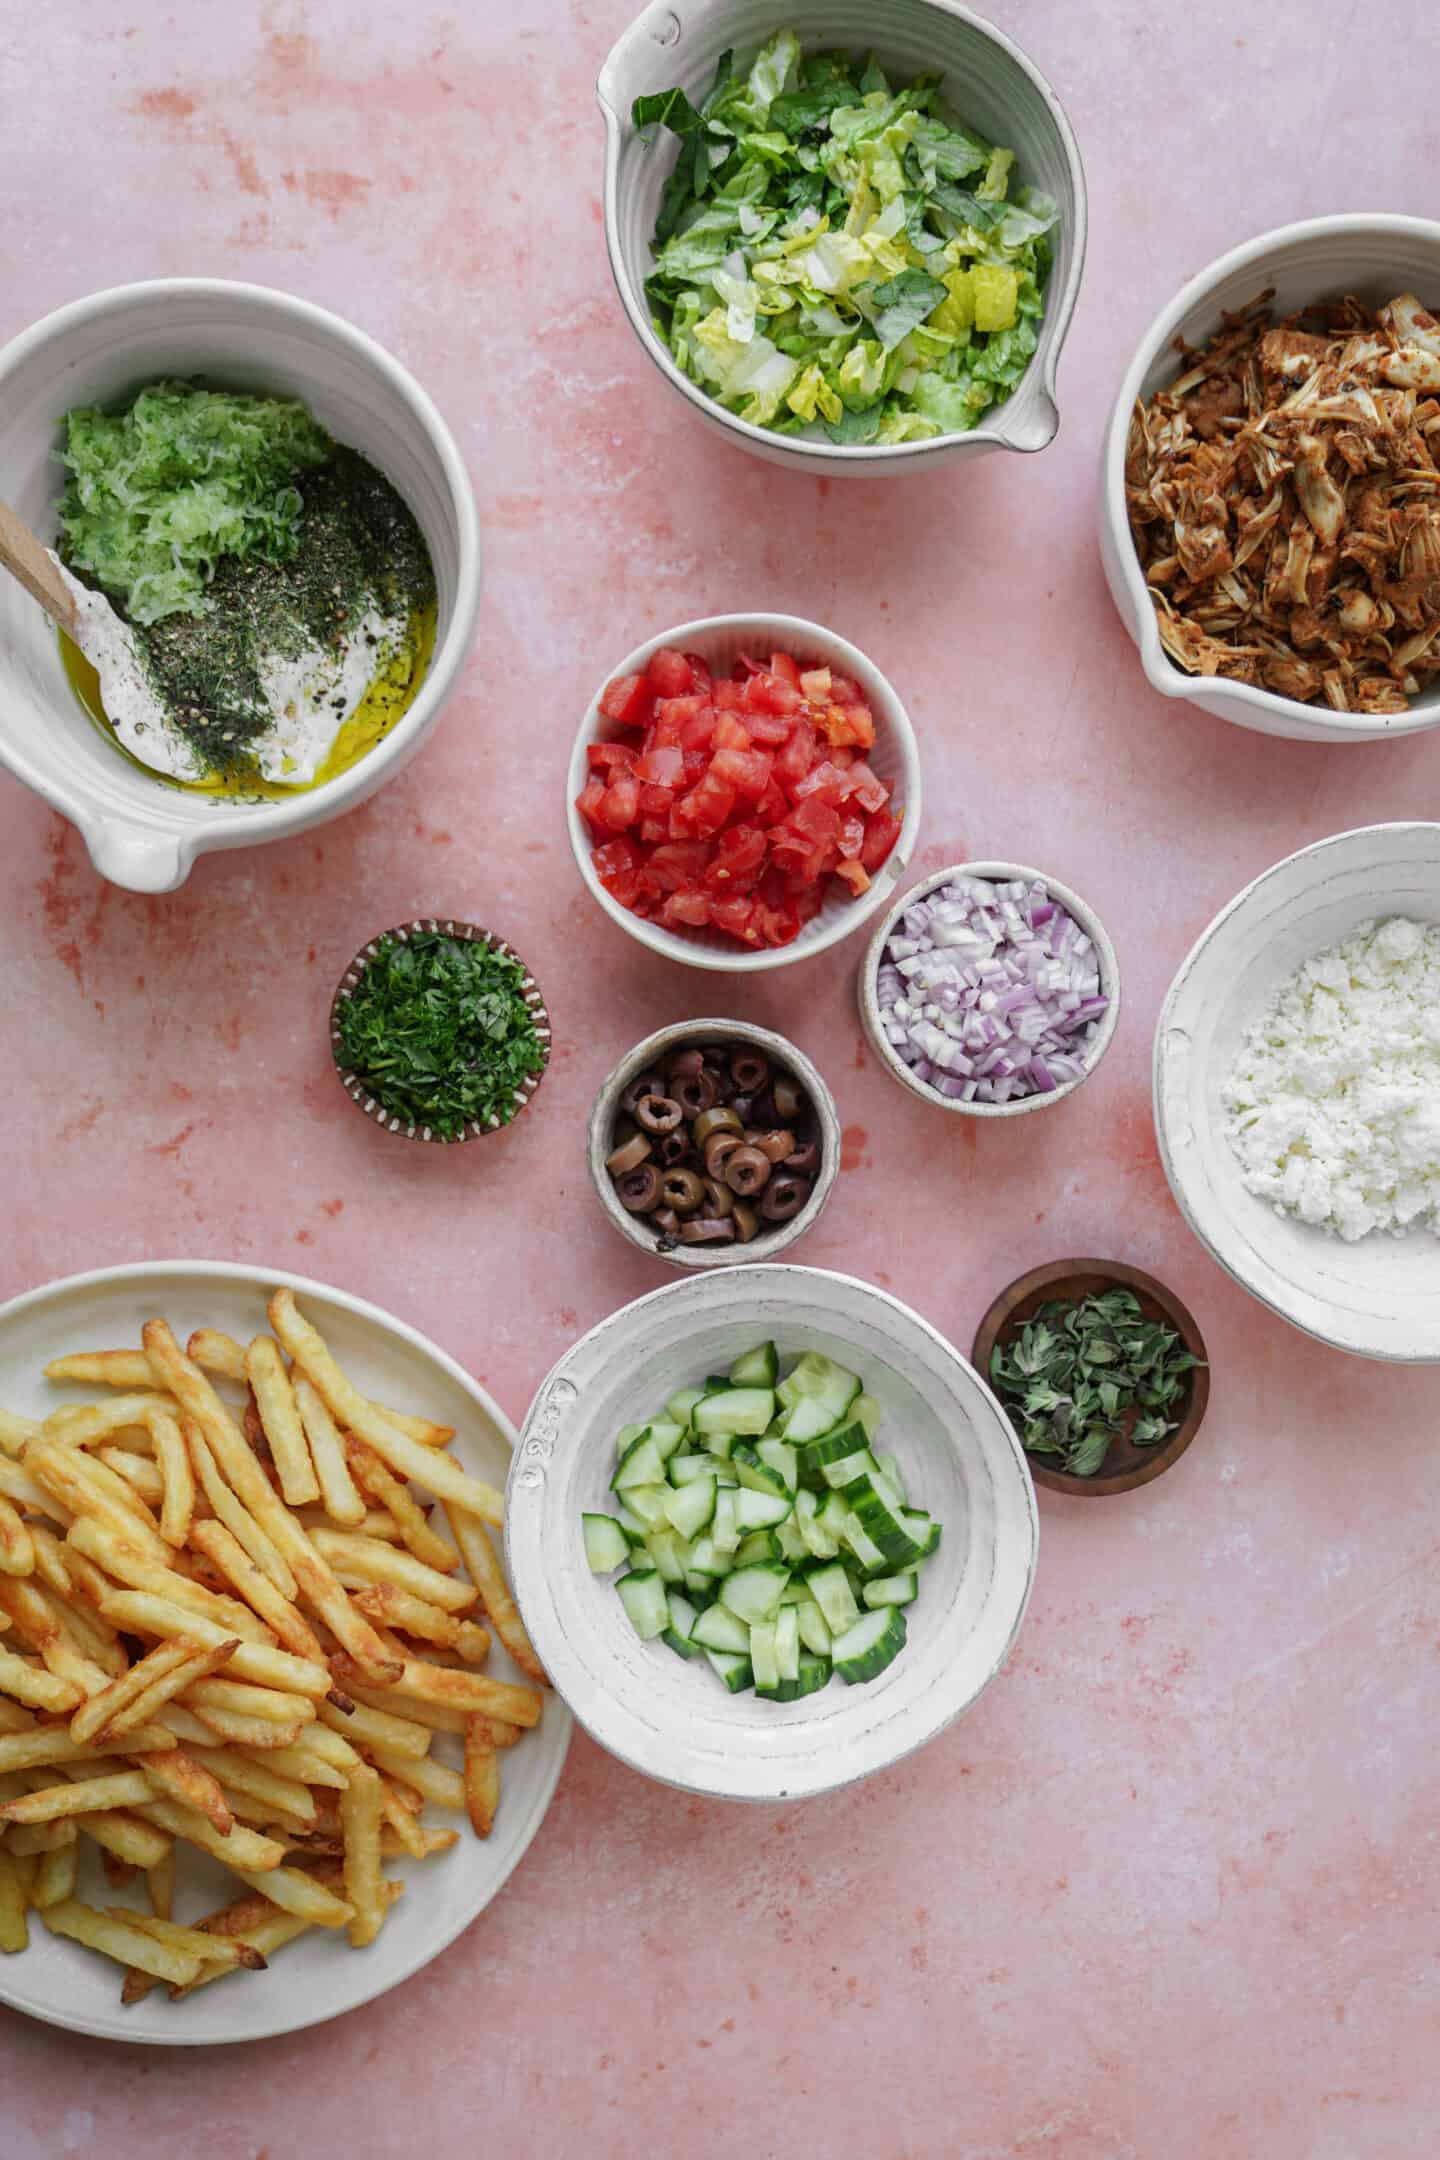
[54,556,207,782]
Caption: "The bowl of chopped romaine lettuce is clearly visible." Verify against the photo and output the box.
[598,3,1085,471]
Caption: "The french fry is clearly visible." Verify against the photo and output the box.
[184,1705,308,1753]
[345,1439,459,1572]
[259,1742,348,1792]
[0,1455,71,1526]
[334,1651,542,1726]
[136,1748,234,1837]
[185,1677,314,1726]
[345,1683,472,1737]
[310,1529,479,1614]
[70,1639,198,1746]
[363,1747,466,1812]
[24,1441,168,1562]
[0,1725,173,1776]
[286,1722,361,1774]
[44,1351,156,1389]
[32,1840,79,1910]
[229,1862,353,1927]
[0,1770,155,1824]
[186,1423,297,1600]
[147,1407,195,1549]
[444,1503,547,1685]
[104,1640,240,1747]
[293,1381,365,1526]
[96,1447,165,1507]
[117,1908,266,1971]
[42,1393,175,1447]
[188,1520,324,1661]
[377,1776,428,1860]
[0,1644,82,1714]
[72,1807,172,1870]
[66,1517,272,1647]
[0,1411,42,1461]
[185,1746,316,1827]
[463,1719,500,1838]
[185,1330,248,1382]
[0,1494,34,1578]
[269,1292,503,1525]
[0,1576,113,1695]
[298,1506,403,1544]
[43,1898,202,1985]
[0,1849,28,1951]
[148,1850,175,1921]
[245,1338,319,1509]
[136,1792,283,1870]
[143,1325,399,1680]
[340,1763,385,1947]
[350,1583,490,1662]
[316,1696,431,1761]
[97,1592,327,1696]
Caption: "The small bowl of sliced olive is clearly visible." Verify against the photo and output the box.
[588,1019,840,1268]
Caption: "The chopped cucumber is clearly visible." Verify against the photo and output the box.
[712,1487,740,1556]
[734,1528,781,1565]
[663,1477,717,1539]
[848,1479,924,1565]
[728,1340,779,1389]
[862,1571,919,1609]
[688,1534,720,1577]
[774,1516,809,1563]
[797,1487,840,1559]
[807,1563,861,1636]
[582,1513,629,1574]
[614,1422,645,1454]
[620,1483,670,1530]
[718,1562,789,1626]
[667,1451,717,1487]
[616,1570,668,1641]
[797,1419,870,1485]
[756,1437,799,1492]
[852,1393,883,1441]
[692,1603,751,1655]
[832,1606,907,1683]
[750,1619,780,1691]
[775,1604,800,1684]
[613,1501,648,1544]
[644,1528,689,1583]
[875,1451,906,1504]
[613,1431,667,1491]
[693,1388,776,1439]
[778,1352,861,1426]
[731,1444,790,1498]
[820,1446,880,1494]
[705,1647,754,1693]
[663,1591,699,1658]
[666,1386,706,1426]
[901,1508,941,1557]
[780,1395,841,1445]
[758,1653,831,1702]
[840,1509,889,1573]
[734,1487,792,1532]
[796,1599,833,1657]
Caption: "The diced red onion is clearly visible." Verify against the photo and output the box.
[877,874,1108,1106]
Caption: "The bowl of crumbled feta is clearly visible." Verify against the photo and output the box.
[0,280,480,891]
[1154,822,1440,1362]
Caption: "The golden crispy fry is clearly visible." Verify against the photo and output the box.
[334,1651,542,1725]
[293,1381,365,1526]
[0,1411,42,1462]
[245,1338,319,1509]
[310,1528,479,1614]
[0,1576,114,1695]
[344,1439,459,1572]
[136,1792,283,1871]
[0,1725,173,1776]
[186,1745,316,1827]
[269,1291,503,1525]
[0,1770,155,1824]
[142,1324,398,1680]
[257,1742,347,1792]
[350,1583,490,1663]
[67,1516,274,1648]
[32,1840,79,1911]
[0,1494,34,1578]
[95,1447,165,1506]
[147,1407,195,1550]
[185,1676,314,1725]
[136,1749,234,1838]
[42,1393,175,1447]
[363,1747,465,1811]
[72,1807,172,1870]
[298,1506,403,1543]
[186,1423,297,1599]
[8,1812,78,1856]
[185,1330,248,1382]
[188,1519,324,1661]
[0,1456,71,1526]
[377,1775,428,1859]
[463,1719,500,1838]
[340,1763,385,1947]
[44,1351,156,1389]
[43,1898,202,1985]
[230,1862,353,1927]
[118,1908,266,1971]
[443,1504,547,1686]
[147,1849,175,1921]
[344,1683,471,1737]
[184,1705,309,1753]
[0,1644,82,1714]
[97,1591,327,1696]
[104,1640,240,1748]
[285,1722,361,1774]
[316,1695,431,1761]
[24,1441,168,1561]
[70,1639,196,1746]
[0,1848,29,1951]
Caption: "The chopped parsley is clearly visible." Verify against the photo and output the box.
[989,1288,1203,1479]
[336,932,547,1141]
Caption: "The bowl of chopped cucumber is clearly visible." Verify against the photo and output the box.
[505,1265,1038,1800]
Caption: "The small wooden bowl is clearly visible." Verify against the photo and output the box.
[972,1258,1209,1496]
[331,918,551,1143]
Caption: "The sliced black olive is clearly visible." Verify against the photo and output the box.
[673,1068,719,1119]
[729,1047,770,1094]
[606,1133,653,1177]
[724,1145,772,1198]
[731,1200,760,1243]
[703,1131,743,1180]
[635,1093,684,1134]
[771,1075,803,1122]
[655,1129,690,1167]
[679,1217,736,1245]
[616,1165,661,1213]
[783,1139,820,1176]
[753,1128,796,1165]
[620,1068,667,1115]
[759,1173,810,1222]
[693,1106,742,1146]
[660,1168,705,1216]
[700,1177,734,1219]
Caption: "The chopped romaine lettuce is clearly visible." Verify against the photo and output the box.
[632,32,1056,444]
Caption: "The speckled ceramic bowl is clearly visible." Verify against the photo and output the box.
[588,1017,840,1267]
[857,860,1121,1118]
[330,918,550,1144]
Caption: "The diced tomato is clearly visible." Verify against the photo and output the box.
[576,776,609,835]
[817,700,876,750]
[860,807,902,870]
[713,678,745,711]
[834,858,871,896]
[587,741,636,773]
[846,761,889,813]
[599,673,650,727]
[774,718,816,794]
[839,813,865,860]
[636,745,685,787]
[655,693,709,735]
[770,651,801,689]
[742,669,803,717]
[639,817,667,845]
[683,653,713,693]
[711,711,752,753]
[677,769,737,837]
[640,840,712,893]
[592,837,642,908]
[661,889,711,929]
[827,673,862,705]
[710,745,774,803]
[742,708,794,746]
[776,796,841,850]
[829,745,856,769]
[681,749,708,784]
[735,651,766,677]
[648,647,694,697]
[597,773,641,831]
[791,759,849,807]
[704,824,768,890]
[638,781,675,816]
[678,706,717,753]
[753,776,789,826]
[708,893,762,944]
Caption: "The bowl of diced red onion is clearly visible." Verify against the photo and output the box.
[858,863,1120,1115]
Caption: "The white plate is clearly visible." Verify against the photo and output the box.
[0,1260,571,2044]
[1154,824,1440,1361]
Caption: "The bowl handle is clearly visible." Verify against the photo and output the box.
[81,817,189,893]
[1154,1024,1195,1157]
[991,386,1060,456]
[597,0,696,119]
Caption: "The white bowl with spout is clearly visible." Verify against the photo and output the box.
[0,279,481,891]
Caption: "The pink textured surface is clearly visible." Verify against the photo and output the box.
[3,2,1438,2152]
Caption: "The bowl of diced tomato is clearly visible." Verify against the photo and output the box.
[569,614,920,969]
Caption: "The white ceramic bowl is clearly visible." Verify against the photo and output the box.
[858,860,1120,1116]
[505,1264,1038,1802]
[1099,213,1440,744]
[588,1017,840,1266]
[1154,822,1440,1362]
[567,612,921,971]
[0,279,482,891]
[598,0,1086,475]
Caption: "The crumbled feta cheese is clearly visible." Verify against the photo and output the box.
[1223,916,1440,1242]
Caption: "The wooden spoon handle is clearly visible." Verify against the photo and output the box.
[0,500,76,626]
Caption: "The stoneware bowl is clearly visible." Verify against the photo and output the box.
[568,612,921,972]
[857,860,1120,1117]
[1099,213,1440,744]
[1154,821,1440,1361]
[330,918,551,1143]
[971,1258,1210,1498]
[588,1017,840,1267]
[598,0,1086,475]
[506,1265,1038,1801]
[0,278,482,892]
